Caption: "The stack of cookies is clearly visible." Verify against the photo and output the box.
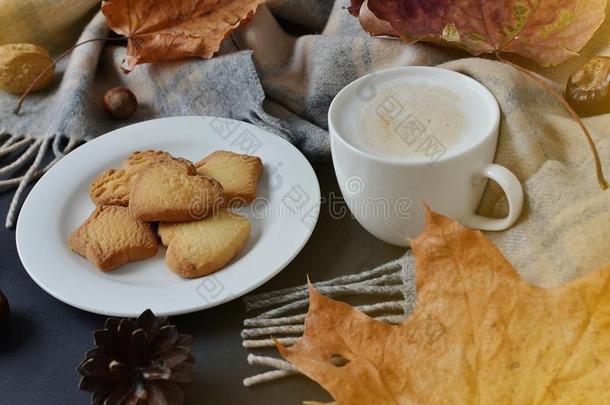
[68,150,263,278]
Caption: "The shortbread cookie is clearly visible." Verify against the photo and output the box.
[129,159,224,222]
[68,206,158,271]
[89,168,132,206]
[158,210,251,278]
[195,150,263,206]
[89,150,175,206]
[124,150,173,170]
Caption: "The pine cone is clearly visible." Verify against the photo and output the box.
[78,309,195,405]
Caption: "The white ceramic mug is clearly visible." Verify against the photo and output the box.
[329,66,524,246]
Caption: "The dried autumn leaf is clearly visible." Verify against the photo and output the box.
[278,209,610,404]
[348,0,365,16]
[101,0,265,72]
[351,0,607,66]
[354,0,396,37]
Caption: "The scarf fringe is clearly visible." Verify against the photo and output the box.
[241,255,415,386]
[0,134,80,228]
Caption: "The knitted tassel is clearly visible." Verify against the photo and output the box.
[0,134,80,227]
[241,253,415,386]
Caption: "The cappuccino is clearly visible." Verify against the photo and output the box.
[349,83,468,160]
[329,67,521,245]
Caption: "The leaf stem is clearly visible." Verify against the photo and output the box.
[497,54,608,191]
[14,36,127,115]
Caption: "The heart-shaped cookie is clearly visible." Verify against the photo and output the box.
[89,150,175,206]
[129,158,224,222]
[158,209,251,278]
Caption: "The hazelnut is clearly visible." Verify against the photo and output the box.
[0,43,54,95]
[103,87,138,119]
[566,56,610,117]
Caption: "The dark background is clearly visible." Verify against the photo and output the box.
[0,162,404,404]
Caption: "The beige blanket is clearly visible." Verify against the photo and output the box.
[237,1,610,287]
[0,0,99,53]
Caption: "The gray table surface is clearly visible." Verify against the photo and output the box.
[0,161,405,404]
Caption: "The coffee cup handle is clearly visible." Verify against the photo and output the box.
[462,164,524,231]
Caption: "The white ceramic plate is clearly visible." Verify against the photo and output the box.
[16,117,320,316]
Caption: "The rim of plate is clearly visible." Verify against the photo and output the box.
[16,116,320,316]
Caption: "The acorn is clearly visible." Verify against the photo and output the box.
[103,87,138,119]
[566,56,610,117]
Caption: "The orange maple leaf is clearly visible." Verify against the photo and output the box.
[101,0,264,72]
[278,209,610,404]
